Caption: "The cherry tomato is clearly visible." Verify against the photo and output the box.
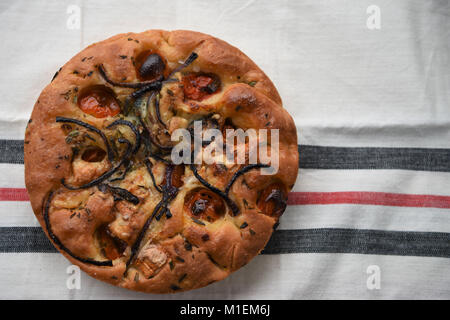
[184,188,225,222]
[257,183,287,218]
[97,225,126,260]
[182,73,220,100]
[78,87,120,118]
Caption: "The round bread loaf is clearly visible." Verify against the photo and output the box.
[24,30,298,293]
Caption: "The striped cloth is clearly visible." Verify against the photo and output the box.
[0,0,449,299]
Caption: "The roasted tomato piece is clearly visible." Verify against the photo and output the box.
[78,85,120,118]
[170,165,185,188]
[182,73,221,100]
[162,165,185,189]
[97,225,127,260]
[257,182,288,218]
[136,51,166,80]
[81,146,106,162]
[184,188,225,222]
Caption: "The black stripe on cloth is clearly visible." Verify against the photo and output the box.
[0,140,24,164]
[1,227,449,258]
[0,227,56,253]
[298,145,450,171]
[263,228,450,258]
[3,139,450,172]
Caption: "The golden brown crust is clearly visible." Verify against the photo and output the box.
[24,30,298,293]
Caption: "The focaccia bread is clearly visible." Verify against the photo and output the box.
[24,30,298,293]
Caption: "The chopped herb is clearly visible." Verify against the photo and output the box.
[249,229,256,236]
[184,241,192,251]
[127,38,132,41]
[175,256,185,263]
[169,260,174,270]
[119,55,127,59]
[201,234,210,242]
[65,130,79,144]
[61,123,72,131]
[178,273,187,283]
[170,284,180,291]
[70,212,76,219]
[235,105,242,111]
[61,90,71,100]
[248,81,257,87]
[240,222,248,229]
[166,89,174,96]
[134,273,139,282]
[73,70,79,74]
[191,217,205,226]
[87,71,93,77]
[243,199,249,208]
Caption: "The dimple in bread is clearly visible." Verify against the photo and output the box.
[24,30,298,293]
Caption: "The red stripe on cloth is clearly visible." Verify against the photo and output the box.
[0,188,29,201]
[287,191,450,209]
[1,188,450,209]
